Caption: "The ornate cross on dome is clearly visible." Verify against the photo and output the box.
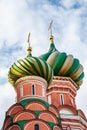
[48,20,53,36]
[27,33,32,56]
[28,33,30,44]
[48,20,54,43]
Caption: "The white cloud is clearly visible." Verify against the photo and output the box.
[0,0,87,128]
[0,68,8,78]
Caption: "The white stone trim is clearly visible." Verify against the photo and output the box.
[27,103,46,110]
[13,112,35,122]
[48,84,76,96]
[61,114,87,126]
[15,76,47,86]
[8,125,20,130]
[18,96,47,102]
[62,122,85,130]
[47,90,75,99]
[42,86,45,97]
[39,113,57,123]
[8,105,22,115]
[53,76,78,88]
[48,95,51,104]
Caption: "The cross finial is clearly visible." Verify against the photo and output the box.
[27,33,32,56]
[48,20,53,36]
[48,20,54,43]
[27,33,30,47]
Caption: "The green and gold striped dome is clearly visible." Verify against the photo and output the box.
[40,36,84,87]
[8,54,53,86]
[8,34,53,86]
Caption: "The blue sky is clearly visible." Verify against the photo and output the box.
[0,0,87,127]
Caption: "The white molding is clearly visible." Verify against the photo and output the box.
[15,76,47,86]
[48,95,51,104]
[42,86,45,97]
[61,114,87,126]
[48,84,76,96]
[47,90,75,99]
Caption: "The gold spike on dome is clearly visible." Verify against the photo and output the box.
[48,20,54,43]
[27,33,32,55]
[50,35,54,43]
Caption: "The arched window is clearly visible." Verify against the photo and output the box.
[32,84,35,95]
[34,124,39,130]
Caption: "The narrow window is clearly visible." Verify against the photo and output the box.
[60,94,64,105]
[35,124,39,130]
[20,86,23,97]
[32,84,35,95]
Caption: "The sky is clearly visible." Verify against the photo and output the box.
[0,0,87,127]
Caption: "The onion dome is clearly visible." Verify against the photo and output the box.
[8,34,53,86]
[40,35,84,87]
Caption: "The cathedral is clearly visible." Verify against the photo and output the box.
[2,24,87,129]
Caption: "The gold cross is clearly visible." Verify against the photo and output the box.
[27,33,30,48]
[48,20,53,36]
[27,33,32,54]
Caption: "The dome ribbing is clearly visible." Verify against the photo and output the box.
[8,55,53,86]
[40,40,84,87]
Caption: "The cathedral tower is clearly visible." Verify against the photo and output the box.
[2,24,87,130]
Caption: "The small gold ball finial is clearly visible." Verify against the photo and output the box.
[50,35,54,43]
[48,20,54,43]
[27,33,32,55]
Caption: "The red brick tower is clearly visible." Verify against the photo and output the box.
[2,33,62,130]
[2,28,87,130]
[40,31,87,129]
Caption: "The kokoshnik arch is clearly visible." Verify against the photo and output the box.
[2,22,87,130]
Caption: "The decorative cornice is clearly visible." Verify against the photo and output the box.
[60,114,87,126]
[15,76,47,87]
[53,76,78,89]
